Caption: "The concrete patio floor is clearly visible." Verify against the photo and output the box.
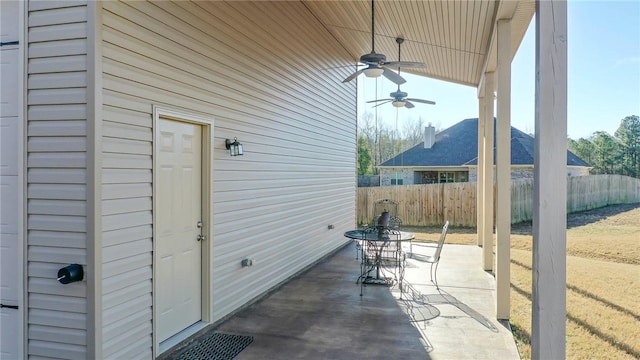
[164,240,521,360]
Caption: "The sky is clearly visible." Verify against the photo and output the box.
[357,1,640,140]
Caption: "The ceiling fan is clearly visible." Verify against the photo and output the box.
[342,0,425,85]
[366,37,436,109]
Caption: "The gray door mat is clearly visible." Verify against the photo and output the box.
[172,332,254,360]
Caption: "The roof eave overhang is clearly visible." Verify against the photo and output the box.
[478,0,536,96]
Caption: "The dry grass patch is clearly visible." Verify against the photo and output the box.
[511,250,640,359]
[566,226,640,265]
[405,203,640,359]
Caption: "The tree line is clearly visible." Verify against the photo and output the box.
[357,112,429,175]
[568,115,640,178]
[358,113,640,178]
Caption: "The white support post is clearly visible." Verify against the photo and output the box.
[532,1,568,359]
[482,72,495,271]
[477,96,485,246]
[496,19,511,320]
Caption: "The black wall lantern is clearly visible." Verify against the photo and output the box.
[225,137,243,156]
[57,264,84,284]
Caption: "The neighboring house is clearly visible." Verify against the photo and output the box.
[378,119,591,186]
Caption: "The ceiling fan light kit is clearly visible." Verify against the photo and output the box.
[392,100,406,108]
[363,67,384,78]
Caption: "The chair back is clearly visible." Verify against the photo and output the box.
[433,221,449,261]
[372,199,401,229]
[372,199,398,219]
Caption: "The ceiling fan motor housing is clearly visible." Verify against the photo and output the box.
[390,90,408,99]
[360,52,387,65]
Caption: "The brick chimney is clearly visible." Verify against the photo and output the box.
[424,124,435,149]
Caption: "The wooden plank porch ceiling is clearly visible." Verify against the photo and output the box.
[302,0,535,87]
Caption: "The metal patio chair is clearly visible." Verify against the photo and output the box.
[421,221,449,290]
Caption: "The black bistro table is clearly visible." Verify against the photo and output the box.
[344,228,415,297]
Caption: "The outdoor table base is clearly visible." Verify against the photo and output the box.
[360,276,394,286]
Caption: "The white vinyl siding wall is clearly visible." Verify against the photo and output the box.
[26,1,89,359]
[100,0,356,356]
[1,1,23,359]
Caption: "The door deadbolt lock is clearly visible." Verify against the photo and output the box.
[197,221,203,228]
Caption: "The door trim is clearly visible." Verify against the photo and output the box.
[151,106,214,356]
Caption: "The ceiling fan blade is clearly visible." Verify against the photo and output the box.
[372,100,393,108]
[407,98,436,105]
[404,101,415,109]
[366,98,393,103]
[382,68,406,85]
[383,61,426,69]
[342,68,365,83]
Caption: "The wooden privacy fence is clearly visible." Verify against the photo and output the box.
[357,175,640,227]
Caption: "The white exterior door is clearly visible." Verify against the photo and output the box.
[156,118,203,343]
[1,0,22,358]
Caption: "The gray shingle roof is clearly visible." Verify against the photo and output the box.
[379,118,591,167]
